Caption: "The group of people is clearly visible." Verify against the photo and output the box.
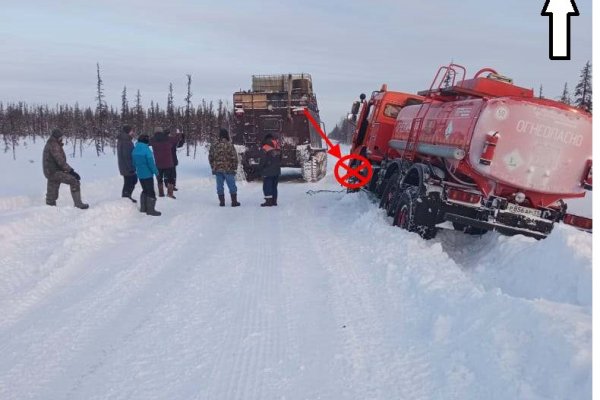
[42,126,282,216]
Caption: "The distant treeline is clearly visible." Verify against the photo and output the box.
[329,61,593,144]
[1,64,232,158]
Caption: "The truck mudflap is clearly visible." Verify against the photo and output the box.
[444,213,551,240]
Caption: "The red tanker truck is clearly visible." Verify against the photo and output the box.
[349,63,592,239]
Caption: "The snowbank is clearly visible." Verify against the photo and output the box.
[0,139,592,399]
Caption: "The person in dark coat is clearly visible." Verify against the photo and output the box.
[170,128,185,191]
[259,134,282,207]
[42,129,89,209]
[117,125,137,203]
[132,134,161,216]
[150,127,182,199]
[208,128,240,207]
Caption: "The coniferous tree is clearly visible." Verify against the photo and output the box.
[574,61,592,112]
[121,86,129,122]
[184,74,193,156]
[135,89,144,134]
[559,83,572,105]
[167,83,175,127]
[95,62,107,154]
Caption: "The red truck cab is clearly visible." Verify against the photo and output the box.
[349,85,424,163]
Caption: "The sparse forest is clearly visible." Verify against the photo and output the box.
[329,61,593,144]
[0,64,232,159]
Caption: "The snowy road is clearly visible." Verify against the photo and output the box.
[0,143,592,399]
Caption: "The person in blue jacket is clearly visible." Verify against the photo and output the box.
[132,134,161,216]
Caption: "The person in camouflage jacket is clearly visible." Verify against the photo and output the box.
[208,128,240,207]
[42,129,89,209]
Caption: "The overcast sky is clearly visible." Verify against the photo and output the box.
[0,0,592,129]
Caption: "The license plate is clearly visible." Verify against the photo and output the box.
[506,203,542,218]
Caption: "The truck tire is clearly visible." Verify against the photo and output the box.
[393,186,437,239]
[302,152,327,182]
[367,168,380,192]
[379,173,398,215]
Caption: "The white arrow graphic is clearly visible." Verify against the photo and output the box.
[541,0,580,60]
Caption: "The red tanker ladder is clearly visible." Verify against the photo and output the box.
[400,102,430,163]
[401,63,467,163]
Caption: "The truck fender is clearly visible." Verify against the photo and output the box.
[382,160,403,181]
[400,164,427,192]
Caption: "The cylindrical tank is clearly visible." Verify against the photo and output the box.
[392,97,592,196]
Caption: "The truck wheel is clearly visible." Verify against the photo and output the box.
[367,168,380,192]
[393,186,437,239]
[379,173,399,215]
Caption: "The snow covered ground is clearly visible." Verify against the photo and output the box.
[0,139,592,399]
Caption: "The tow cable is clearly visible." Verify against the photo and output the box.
[305,189,346,196]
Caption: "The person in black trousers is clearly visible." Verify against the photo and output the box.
[117,125,138,203]
[259,134,282,207]
[170,128,185,191]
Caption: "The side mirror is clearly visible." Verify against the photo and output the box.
[350,101,360,115]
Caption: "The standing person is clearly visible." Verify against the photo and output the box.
[117,125,137,203]
[208,128,240,207]
[171,128,185,191]
[42,128,89,209]
[259,134,282,207]
[150,127,181,199]
[132,134,161,216]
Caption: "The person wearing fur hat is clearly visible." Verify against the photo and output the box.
[132,134,161,216]
[208,128,240,207]
[42,128,89,209]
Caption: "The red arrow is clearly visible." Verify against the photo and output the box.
[303,108,342,159]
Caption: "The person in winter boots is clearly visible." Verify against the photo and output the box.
[117,125,138,203]
[208,128,240,207]
[170,128,185,191]
[259,134,281,207]
[132,134,161,216]
[42,128,89,209]
[150,127,182,199]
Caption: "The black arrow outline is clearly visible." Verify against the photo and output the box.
[541,0,580,60]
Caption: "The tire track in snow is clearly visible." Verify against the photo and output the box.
[0,198,224,399]
[0,200,139,328]
[303,193,435,400]
[206,202,287,400]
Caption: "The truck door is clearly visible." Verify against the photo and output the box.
[354,103,375,149]
[259,116,283,144]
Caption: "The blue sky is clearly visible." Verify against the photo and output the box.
[0,0,592,129]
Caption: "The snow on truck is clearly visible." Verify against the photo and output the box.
[231,73,328,182]
[349,63,592,239]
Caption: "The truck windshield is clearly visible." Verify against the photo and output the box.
[383,104,402,119]
[262,118,282,132]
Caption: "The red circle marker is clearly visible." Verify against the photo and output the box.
[334,154,373,189]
